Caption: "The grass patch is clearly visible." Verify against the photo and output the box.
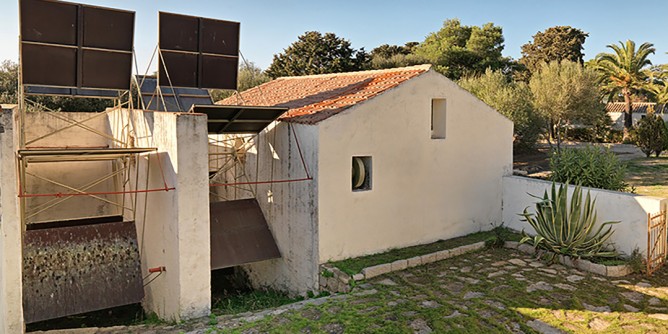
[625,157,668,198]
[329,228,521,275]
[590,257,628,266]
[212,290,303,315]
[231,248,668,333]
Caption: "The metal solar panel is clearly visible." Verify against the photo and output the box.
[24,86,121,99]
[158,12,239,90]
[191,105,287,134]
[20,0,135,93]
[136,75,213,112]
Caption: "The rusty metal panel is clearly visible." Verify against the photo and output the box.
[82,6,134,51]
[158,11,239,90]
[201,19,239,56]
[210,199,281,269]
[82,49,133,90]
[159,12,199,52]
[201,55,238,90]
[23,219,144,323]
[159,51,198,88]
[22,43,77,87]
[20,0,77,45]
[20,0,135,92]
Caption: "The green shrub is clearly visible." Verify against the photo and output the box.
[564,115,615,143]
[626,248,645,274]
[550,146,628,191]
[608,129,624,143]
[633,114,668,157]
[520,182,619,259]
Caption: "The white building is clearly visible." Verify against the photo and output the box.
[217,65,514,293]
[607,102,668,129]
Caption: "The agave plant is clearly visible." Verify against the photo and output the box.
[519,182,619,259]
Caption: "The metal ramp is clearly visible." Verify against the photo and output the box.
[210,199,281,269]
[22,217,143,323]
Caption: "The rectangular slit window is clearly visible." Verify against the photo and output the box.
[431,98,446,139]
[352,156,372,191]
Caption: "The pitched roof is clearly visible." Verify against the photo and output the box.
[216,65,432,124]
[605,102,668,114]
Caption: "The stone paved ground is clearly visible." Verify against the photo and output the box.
[36,248,668,333]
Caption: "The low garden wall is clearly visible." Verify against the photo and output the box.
[502,176,668,257]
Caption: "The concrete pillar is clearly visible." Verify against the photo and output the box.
[0,108,25,333]
[133,112,211,321]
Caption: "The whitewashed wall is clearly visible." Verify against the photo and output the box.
[317,69,514,262]
[502,176,667,257]
[22,112,117,223]
[0,108,24,333]
[110,109,211,321]
[237,122,320,295]
[609,112,668,130]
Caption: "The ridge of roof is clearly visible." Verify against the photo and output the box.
[217,64,432,124]
[274,64,432,80]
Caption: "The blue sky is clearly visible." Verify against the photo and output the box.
[2,0,668,72]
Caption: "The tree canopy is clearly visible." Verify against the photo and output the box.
[592,40,655,137]
[459,69,542,150]
[530,60,604,148]
[0,60,18,104]
[413,19,511,80]
[265,31,369,78]
[370,42,418,59]
[520,26,588,75]
[369,42,426,69]
[647,65,668,104]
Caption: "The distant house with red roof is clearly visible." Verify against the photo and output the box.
[216,65,513,293]
[606,102,668,129]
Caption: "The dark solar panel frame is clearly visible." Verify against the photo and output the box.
[158,11,239,90]
[136,75,213,112]
[191,105,288,134]
[20,0,135,93]
[24,86,121,99]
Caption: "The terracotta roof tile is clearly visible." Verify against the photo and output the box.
[606,102,667,113]
[217,64,432,124]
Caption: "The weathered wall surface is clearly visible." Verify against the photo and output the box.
[317,69,514,262]
[22,112,117,223]
[234,122,320,295]
[113,110,211,321]
[0,108,24,333]
[502,176,667,256]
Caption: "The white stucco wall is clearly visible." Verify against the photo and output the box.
[609,112,668,130]
[0,108,24,333]
[114,110,211,321]
[231,122,320,295]
[317,69,514,262]
[502,176,667,257]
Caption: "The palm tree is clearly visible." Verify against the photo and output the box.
[646,65,668,104]
[593,40,655,139]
